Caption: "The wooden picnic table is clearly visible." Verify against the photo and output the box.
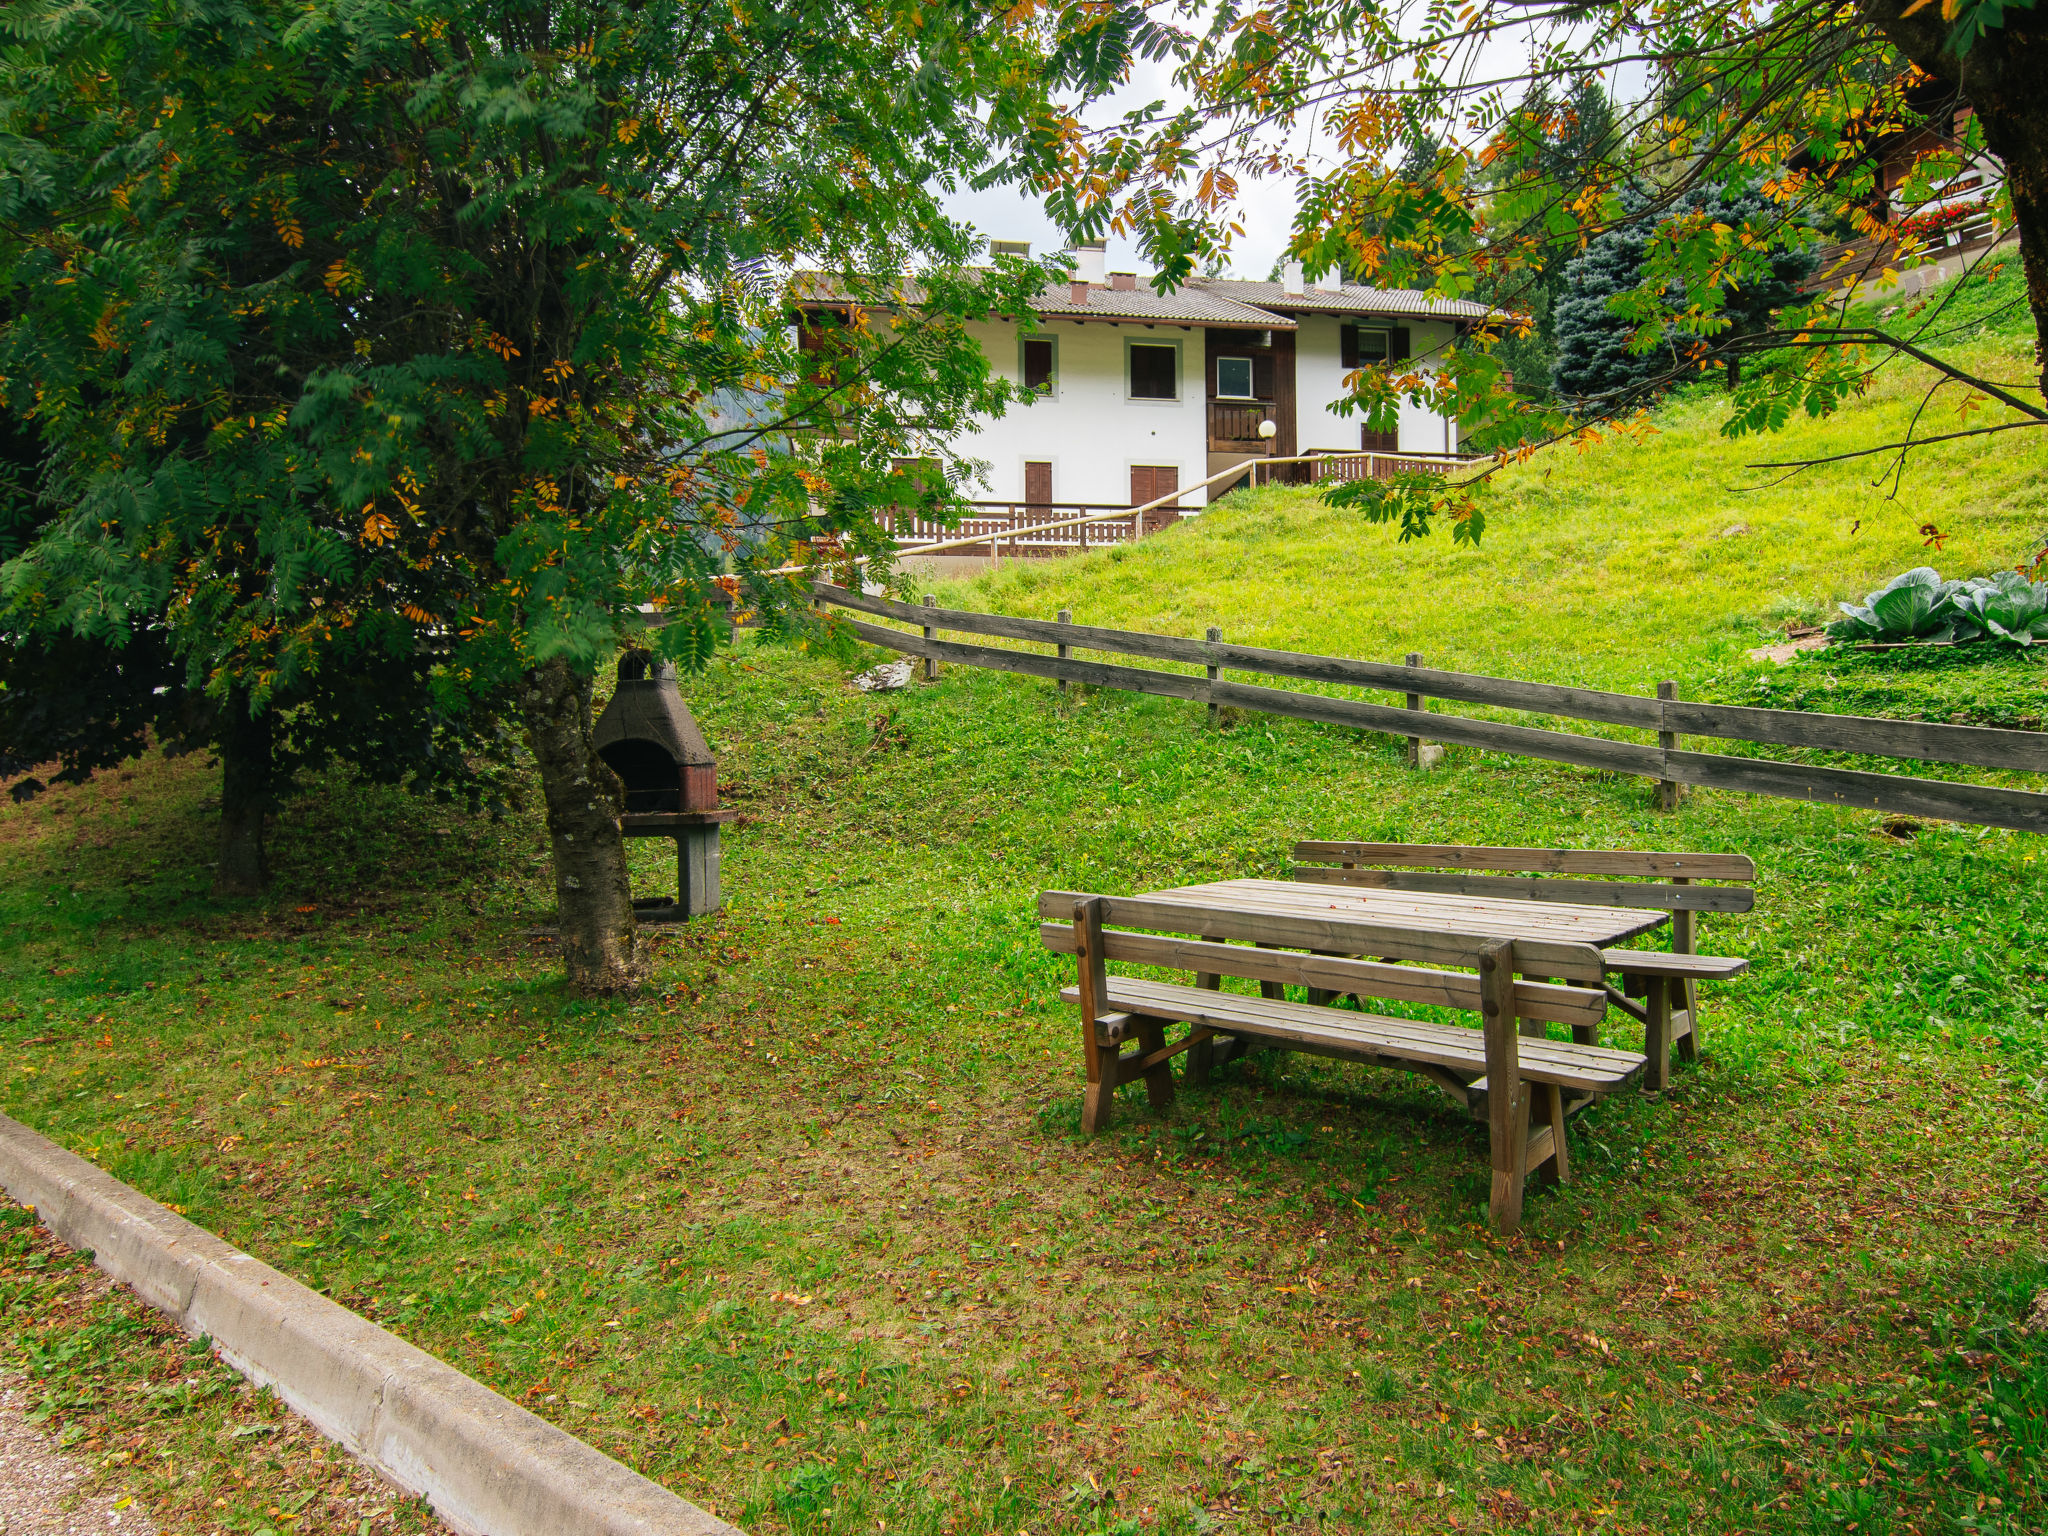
[1138,878,1740,1088]
[1145,879,1668,950]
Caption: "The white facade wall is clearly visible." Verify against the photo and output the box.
[954,319,1211,507]
[949,311,1463,505]
[1293,314,1461,456]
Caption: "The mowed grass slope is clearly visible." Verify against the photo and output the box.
[4,265,2047,1536]
[943,266,2048,695]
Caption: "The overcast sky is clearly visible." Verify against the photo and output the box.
[939,53,1309,282]
[940,18,1643,285]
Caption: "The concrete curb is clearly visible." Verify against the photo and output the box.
[0,1112,743,1536]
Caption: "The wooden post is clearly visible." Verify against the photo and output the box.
[1074,897,1117,1134]
[1132,509,1143,543]
[1656,679,1680,811]
[1404,651,1424,767]
[1479,938,1529,1235]
[1057,608,1072,696]
[922,594,937,682]
[1205,625,1221,727]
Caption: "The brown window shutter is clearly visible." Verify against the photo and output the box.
[1361,427,1399,453]
[1129,465,1152,506]
[1024,460,1052,510]
[1340,324,1358,369]
[1391,327,1411,363]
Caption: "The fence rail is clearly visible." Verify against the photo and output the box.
[813,584,2048,835]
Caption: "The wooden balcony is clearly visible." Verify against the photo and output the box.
[1208,399,1276,452]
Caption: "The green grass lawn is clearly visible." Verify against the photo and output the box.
[4,265,2047,1536]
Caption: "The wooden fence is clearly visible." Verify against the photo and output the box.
[813,584,2048,835]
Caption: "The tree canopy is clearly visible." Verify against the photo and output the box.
[0,0,1126,985]
[1033,0,2047,508]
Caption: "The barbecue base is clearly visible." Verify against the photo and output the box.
[621,810,735,921]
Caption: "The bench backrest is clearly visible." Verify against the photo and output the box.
[1034,889,1609,1029]
[1289,842,1756,914]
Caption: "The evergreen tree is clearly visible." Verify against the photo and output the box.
[1550,190,1666,404]
[1664,186,1822,388]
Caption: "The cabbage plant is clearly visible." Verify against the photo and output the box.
[1828,566,2048,647]
[1827,567,1975,643]
[1952,571,2048,647]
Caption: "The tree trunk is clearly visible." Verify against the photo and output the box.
[520,656,643,995]
[212,689,273,898]
[1861,3,2048,394]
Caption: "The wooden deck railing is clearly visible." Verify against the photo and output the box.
[890,501,1183,559]
[811,584,2048,835]
[887,450,1483,562]
[1800,209,2009,295]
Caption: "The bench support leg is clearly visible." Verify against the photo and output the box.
[1537,1084,1570,1186]
[1074,897,1117,1133]
[1672,905,1700,1061]
[1645,976,1672,1093]
[1480,939,1529,1235]
[1187,948,1223,1084]
[1082,1065,1116,1134]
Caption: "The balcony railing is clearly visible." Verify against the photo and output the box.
[1208,398,1275,448]
[888,501,1187,561]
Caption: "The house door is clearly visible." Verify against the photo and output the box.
[1024,460,1052,517]
[1130,464,1179,534]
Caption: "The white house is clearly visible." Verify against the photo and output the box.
[943,243,1491,511]
[797,243,1493,515]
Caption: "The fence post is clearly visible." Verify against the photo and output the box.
[1132,508,1143,543]
[922,594,938,682]
[1057,609,1072,696]
[1206,626,1222,727]
[1656,679,1680,810]
[1405,651,1425,767]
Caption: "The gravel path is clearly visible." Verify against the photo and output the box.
[0,1380,157,1536]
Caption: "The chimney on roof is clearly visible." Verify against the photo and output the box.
[1067,240,1107,286]
[1069,280,1090,305]
[1281,262,1305,298]
[1109,271,1137,291]
[988,238,1032,260]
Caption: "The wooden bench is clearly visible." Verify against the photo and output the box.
[1038,890,1648,1234]
[1291,843,1755,1088]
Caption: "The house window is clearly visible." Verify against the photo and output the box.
[1021,336,1056,395]
[1341,324,1409,367]
[1215,356,1256,399]
[1127,341,1179,401]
